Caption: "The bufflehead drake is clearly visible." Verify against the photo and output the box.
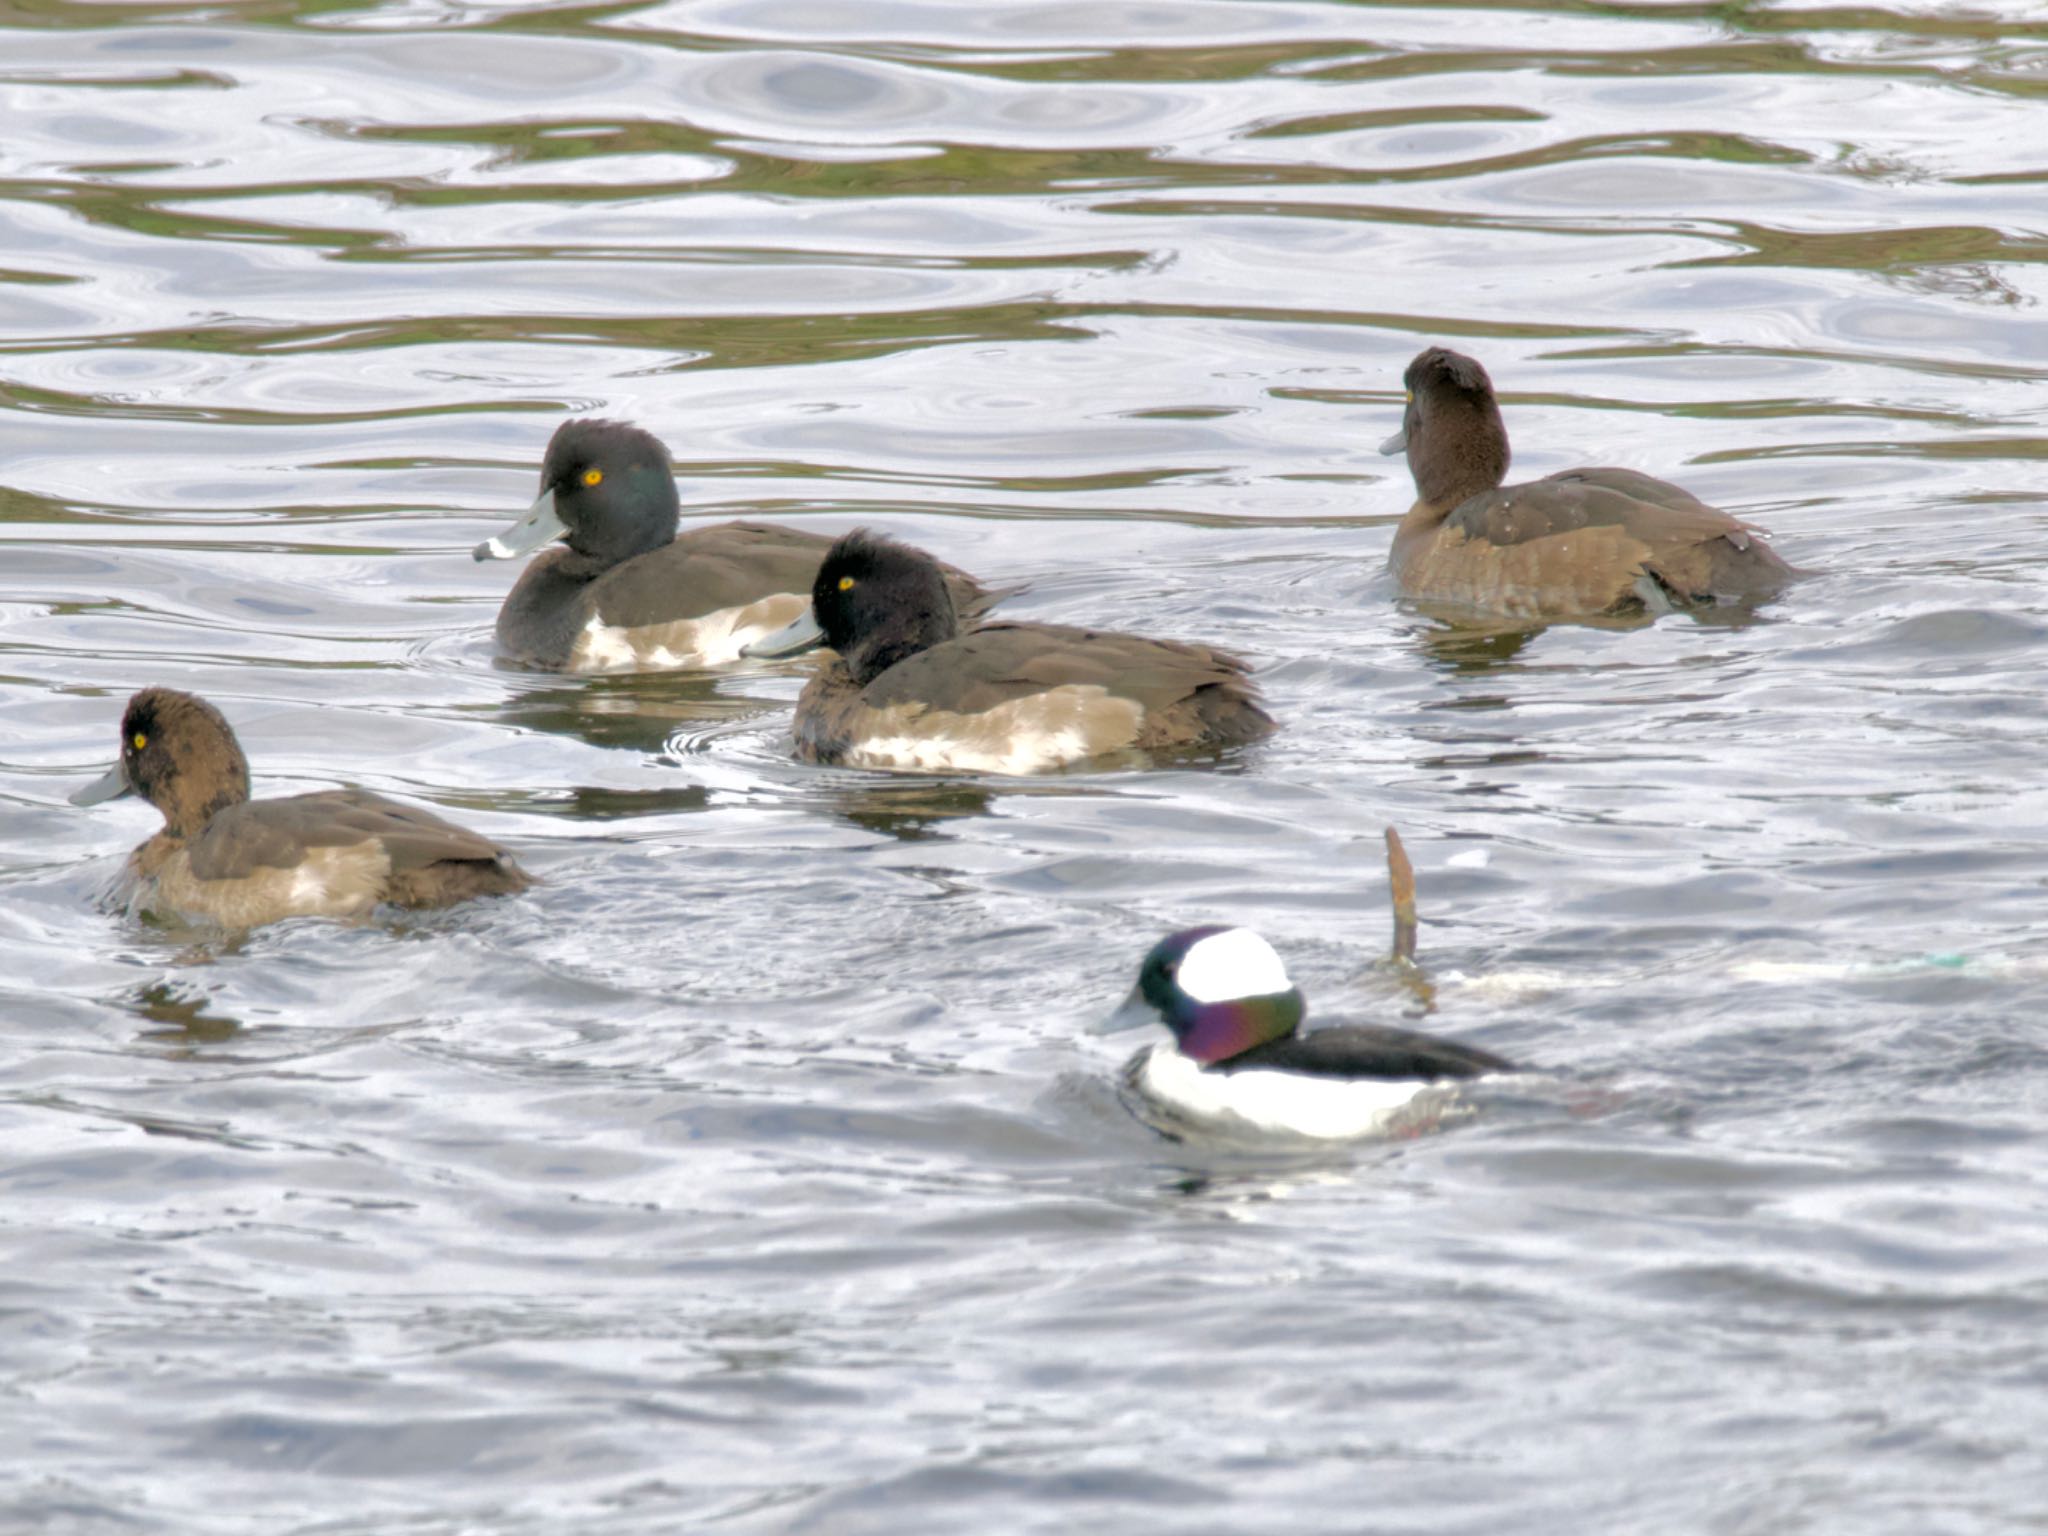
[71,688,531,926]
[742,530,1276,774]
[474,419,1002,671]
[1381,347,1799,620]
[1099,926,1512,1140]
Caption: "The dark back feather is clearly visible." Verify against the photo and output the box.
[1222,1023,1512,1081]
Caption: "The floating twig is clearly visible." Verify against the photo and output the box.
[1386,826,1418,966]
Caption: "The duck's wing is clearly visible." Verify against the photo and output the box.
[587,521,831,627]
[1558,470,1799,599]
[1448,469,1740,547]
[1446,469,1796,604]
[591,522,1013,630]
[187,791,518,881]
[863,623,1274,747]
[1223,1023,1512,1081]
[1551,466,1729,517]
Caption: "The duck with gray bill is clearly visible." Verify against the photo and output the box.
[1381,346,1800,621]
[474,419,1005,672]
[1099,926,1513,1140]
[72,688,532,927]
[742,530,1276,774]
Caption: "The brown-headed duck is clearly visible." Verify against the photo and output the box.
[1381,347,1798,619]
[71,688,531,926]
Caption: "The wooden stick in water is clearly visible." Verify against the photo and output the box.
[1386,826,1418,966]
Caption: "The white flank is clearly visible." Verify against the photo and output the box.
[841,729,1091,776]
[574,594,806,672]
[1177,927,1292,1003]
[1136,1042,1447,1141]
[276,844,390,919]
[840,686,1143,775]
[287,865,329,910]
[576,615,652,671]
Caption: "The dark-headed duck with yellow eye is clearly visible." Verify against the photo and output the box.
[71,688,531,927]
[1381,347,1800,621]
[474,419,1005,672]
[743,530,1276,774]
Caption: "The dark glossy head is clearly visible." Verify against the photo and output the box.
[1381,347,1510,508]
[71,688,251,838]
[540,418,680,563]
[475,419,679,570]
[809,530,962,685]
[1102,926,1307,1065]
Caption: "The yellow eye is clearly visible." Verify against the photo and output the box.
[581,468,603,488]
[837,575,855,592]
[131,732,147,751]
[1403,389,1413,403]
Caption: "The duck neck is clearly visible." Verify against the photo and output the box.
[157,758,248,841]
[1410,397,1509,513]
[847,605,957,686]
[1175,989,1306,1066]
[553,547,617,583]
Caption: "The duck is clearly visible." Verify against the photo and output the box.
[1380,346,1799,620]
[741,530,1276,773]
[474,418,1004,671]
[1097,926,1512,1140]
[70,688,532,926]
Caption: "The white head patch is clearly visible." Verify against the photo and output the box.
[1178,928,1293,1004]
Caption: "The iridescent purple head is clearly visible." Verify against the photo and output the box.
[1099,926,1306,1065]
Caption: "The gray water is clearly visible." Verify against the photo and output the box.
[5,2,2048,1531]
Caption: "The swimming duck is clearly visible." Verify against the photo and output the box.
[743,530,1276,773]
[474,419,1003,671]
[1099,926,1511,1140]
[71,688,532,926]
[1381,347,1798,619]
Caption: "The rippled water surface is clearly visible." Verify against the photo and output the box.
[5,1,2048,1529]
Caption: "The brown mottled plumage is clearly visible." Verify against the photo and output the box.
[1381,348,1799,620]
[750,531,1274,773]
[477,420,1004,671]
[71,689,531,926]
